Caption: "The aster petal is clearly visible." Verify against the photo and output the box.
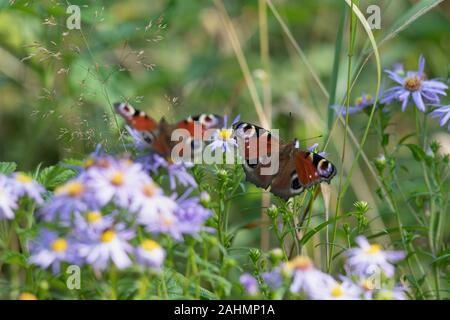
[423,80,448,91]
[355,236,370,249]
[412,91,426,112]
[400,92,410,112]
[384,70,404,85]
[417,55,425,77]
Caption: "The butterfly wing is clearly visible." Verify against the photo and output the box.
[236,127,337,200]
[114,102,158,132]
[233,122,280,161]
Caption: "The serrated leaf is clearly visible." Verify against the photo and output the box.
[2,251,28,267]
[37,165,77,190]
[0,162,17,174]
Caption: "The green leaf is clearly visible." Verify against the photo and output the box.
[300,213,351,245]
[378,0,445,47]
[0,162,17,174]
[405,144,426,162]
[37,165,76,190]
[1,251,28,268]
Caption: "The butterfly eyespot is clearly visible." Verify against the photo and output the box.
[237,123,256,139]
[114,102,135,117]
[317,159,333,177]
[290,172,302,191]
[142,132,154,144]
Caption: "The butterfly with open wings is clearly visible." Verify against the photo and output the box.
[114,102,336,200]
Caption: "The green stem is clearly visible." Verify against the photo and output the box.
[328,0,355,272]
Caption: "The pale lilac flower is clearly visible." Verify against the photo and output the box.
[28,229,77,274]
[430,105,450,130]
[209,115,240,153]
[283,256,329,295]
[346,236,406,277]
[135,239,166,271]
[240,273,259,295]
[85,158,147,209]
[11,173,45,204]
[74,210,115,234]
[77,224,134,271]
[262,269,283,290]
[125,125,151,151]
[147,154,197,189]
[375,286,408,300]
[308,276,361,300]
[40,179,91,223]
[382,55,448,112]
[308,143,327,158]
[0,175,18,220]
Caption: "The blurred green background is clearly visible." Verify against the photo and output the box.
[0,0,449,265]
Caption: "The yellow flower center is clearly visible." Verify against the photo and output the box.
[86,211,102,223]
[16,173,33,184]
[163,216,174,226]
[355,97,364,107]
[101,230,116,243]
[404,76,422,91]
[218,128,233,141]
[111,172,125,186]
[55,181,84,197]
[142,239,160,251]
[330,285,344,298]
[287,256,313,271]
[18,292,38,300]
[362,279,374,291]
[84,158,95,168]
[143,183,157,197]
[365,244,382,254]
[51,238,68,252]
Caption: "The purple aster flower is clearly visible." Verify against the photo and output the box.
[0,174,18,220]
[28,229,78,274]
[76,223,135,271]
[40,178,92,223]
[262,269,283,290]
[209,115,240,153]
[332,93,375,116]
[85,158,147,209]
[430,105,450,130]
[240,273,259,296]
[11,173,45,204]
[172,190,213,236]
[135,239,166,271]
[381,55,448,112]
[146,154,197,189]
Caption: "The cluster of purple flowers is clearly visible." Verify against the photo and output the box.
[29,153,212,273]
[240,236,407,300]
[332,55,450,131]
[0,173,44,220]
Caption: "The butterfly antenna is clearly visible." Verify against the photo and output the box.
[298,134,323,142]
